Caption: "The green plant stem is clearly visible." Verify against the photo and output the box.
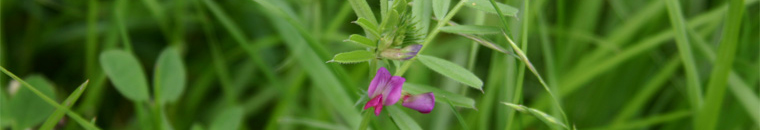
[394,0,466,76]
[115,0,133,52]
[358,110,372,130]
[507,0,529,129]
[695,0,745,129]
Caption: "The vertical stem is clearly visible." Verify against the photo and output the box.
[86,0,99,77]
[358,110,372,130]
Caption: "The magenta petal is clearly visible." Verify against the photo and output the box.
[364,96,383,110]
[368,67,391,97]
[402,92,435,114]
[382,76,405,105]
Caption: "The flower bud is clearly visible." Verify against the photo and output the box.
[380,44,422,60]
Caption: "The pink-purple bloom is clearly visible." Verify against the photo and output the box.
[364,67,436,116]
[365,67,405,116]
[402,92,435,113]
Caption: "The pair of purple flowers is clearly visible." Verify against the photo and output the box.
[364,67,435,116]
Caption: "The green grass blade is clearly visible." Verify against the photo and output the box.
[610,57,680,126]
[40,80,89,130]
[591,110,691,130]
[696,0,745,129]
[502,102,568,129]
[358,110,372,130]
[488,0,570,126]
[256,0,361,128]
[387,105,423,130]
[445,97,469,130]
[280,117,350,130]
[0,66,100,130]
[153,47,187,104]
[404,83,477,109]
[328,50,376,64]
[99,50,150,102]
[665,0,703,108]
[417,55,483,91]
[439,25,501,34]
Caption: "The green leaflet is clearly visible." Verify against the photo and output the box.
[502,102,568,129]
[99,50,150,102]
[464,0,518,16]
[9,75,56,129]
[328,50,376,64]
[210,106,244,130]
[153,47,187,104]
[354,18,381,38]
[432,0,451,20]
[404,83,476,109]
[416,55,483,91]
[387,105,423,130]
[439,25,501,34]
[345,34,376,48]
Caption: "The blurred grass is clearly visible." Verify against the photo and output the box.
[0,0,758,130]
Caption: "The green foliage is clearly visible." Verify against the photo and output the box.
[328,50,376,64]
[210,106,244,130]
[417,55,483,91]
[345,34,377,48]
[433,0,451,20]
[40,80,89,130]
[464,0,519,16]
[439,25,501,34]
[388,106,423,130]
[153,47,187,104]
[502,102,568,129]
[99,50,150,102]
[9,75,56,129]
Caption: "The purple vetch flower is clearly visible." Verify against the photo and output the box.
[402,92,435,114]
[380,44,423,60]
[364,67,405,116]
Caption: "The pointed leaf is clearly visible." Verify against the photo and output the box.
[154,47,187,103]
[433,0,451,20]
[40,80,89,130]
[9,75,56,129]
[328,50,376,64]
[345,34,376,48]
[464,0,518,16]
[100,50,150,102]
[440,25,501,34]
[404,83,476,109]
[417,55,483,90]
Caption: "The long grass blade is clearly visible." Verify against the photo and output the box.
[665,0,703,109]
[696,0,745,129]
[39,80,90,130]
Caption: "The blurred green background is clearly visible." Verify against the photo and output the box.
[0,0,758,129]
